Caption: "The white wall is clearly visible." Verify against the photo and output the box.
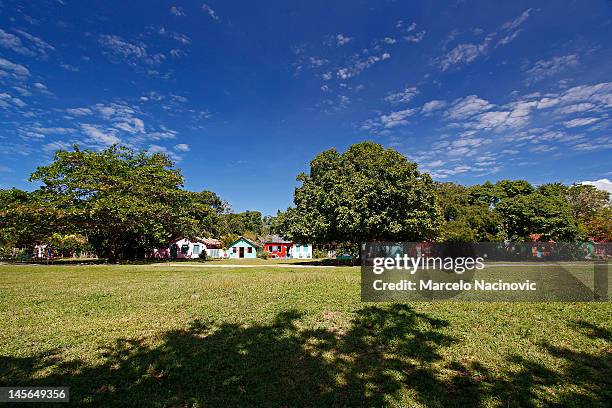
[291,243,312,259]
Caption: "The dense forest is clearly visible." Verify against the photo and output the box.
[0,142,610,260]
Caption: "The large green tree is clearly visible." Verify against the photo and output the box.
[435,182,504,242]
[279,142,441,253]
[30,145,205,260]
[218,210,263,237]
[184,190,227,238]
[495,192,578,241]
[0,188,65,250]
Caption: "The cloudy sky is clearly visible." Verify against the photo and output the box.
[0,0,611,214]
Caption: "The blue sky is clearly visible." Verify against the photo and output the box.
[0,0,611,214]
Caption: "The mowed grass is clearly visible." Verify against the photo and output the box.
[0,264,610,407]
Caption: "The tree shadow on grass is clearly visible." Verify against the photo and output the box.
[0,305,456,406]
[0,308,610,407]
[445,319,612,407]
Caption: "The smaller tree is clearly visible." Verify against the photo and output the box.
[566,184,610,221]
[583,207,612,242]
[495,193,578,241]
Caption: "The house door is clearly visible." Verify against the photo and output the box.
[170,244,178,258]
[239,247,245,258]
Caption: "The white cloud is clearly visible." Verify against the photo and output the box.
[580,178,612,195]
[437,38,493,71]
[525,54,579,84]
[174,143,190,152]
[158,27,191,45]
[496,29,522,47]
[30,127,75,135]
[437,9,533,71]
[556,82,612,108]
[43,141,71,153]
[170,6,185,16]
[0,57,30,77]
[145,130,177,140]
[309,56,328,67]
[60,63,79,72]
[421,100,447,114]
[81,124,121,146]
[202,4,219,20]
[501,8,534,31]
[395,21,424,42]
[99,34,165,67]
[563,117,600,128]
[403,30,426,43]
[0,92,27,109]
[335,34,352,46]
[380,108,416,128]
[66,107,93,116]
[445,95,494,119]
[0,28,31,56]
[114,117,145,134]
[13,29,55,58]
[0,29,54,58]
[337,52,390,79]
[148,144,182,161]
[147,144,168,154]
[383,37,397,44]
[33,82,53,95]
[554,103,595,115]
[384,87,419,104]
[572,136,612,151]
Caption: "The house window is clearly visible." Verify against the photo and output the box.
[193,244,200,255]
[181,244,189,254]
[247,247,253,253]
[232,247,237,253]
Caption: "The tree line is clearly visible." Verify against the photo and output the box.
[0,142,609,260]
[275,142,610,255]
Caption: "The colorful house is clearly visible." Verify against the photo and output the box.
[264,236,293,259]
[227,236,259,259]
[263,235,313,259]
[151,237,222,259]
[291,243,313,259]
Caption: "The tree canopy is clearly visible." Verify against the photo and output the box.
[278,142,441,253]
[4,145,224,260]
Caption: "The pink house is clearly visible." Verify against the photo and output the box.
[151,237,222,259]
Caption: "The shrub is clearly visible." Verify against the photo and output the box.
[257,251,269,260]
[313,248,328,259]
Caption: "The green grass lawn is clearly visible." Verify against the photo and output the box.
[0,264,610,407]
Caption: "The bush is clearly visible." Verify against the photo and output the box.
[257,251,269,260]
[313,248,328,259]
[197,251,207,262]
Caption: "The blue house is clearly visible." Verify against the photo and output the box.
[227,236,259,259]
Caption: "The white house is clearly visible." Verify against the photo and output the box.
[291,243,313,259]
[34,244,49,259]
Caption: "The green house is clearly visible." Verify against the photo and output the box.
[227,236,259,259]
